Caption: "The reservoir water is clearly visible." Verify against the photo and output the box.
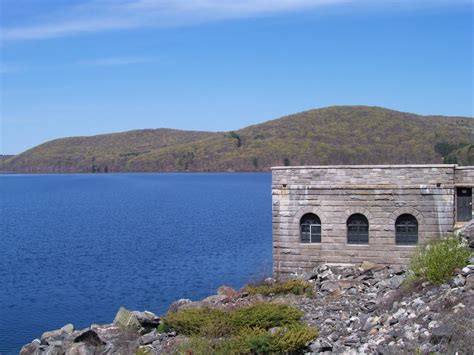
[0,173,272,353]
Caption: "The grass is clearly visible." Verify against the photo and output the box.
[160,303,318,354]
[409,236,471,285]
[243,279,313,297]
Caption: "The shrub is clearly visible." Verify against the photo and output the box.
[243,279,313,296]
[160,307,236,337]
[409,236,471,285]
[231,303,303,330]
[270,325,319,352]
[160,303,318,353]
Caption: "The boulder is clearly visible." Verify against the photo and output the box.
[113,307,141,331]
[74,329,106,346]
[202,294,228,303]
[320,281,340,293]
[389,275,405,289]
[451,275,466,287]
[68,342,95,355]
[20,339,41,355]
[217,286,240,299]
[41,329,63,340]
[61,324,74,334]
[131,310,160,328]
[168,298,193,313]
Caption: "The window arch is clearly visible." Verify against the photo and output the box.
[347,214,369,244]
[300,213,321,243]
[395,214,418,245]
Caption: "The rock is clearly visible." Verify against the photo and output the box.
[140,329,161,345]
[113,307,141,331]
[428,320,440,330]
[41,329,63,340]
[360,261,379,272]
[68,342,95,355]
[132,310,160,328]
[319,269,334,281]
[74,329,106,346]
[61,323,74,334]
[431,324,454,343]
[217,286,240,299]
[393,308,406,320]
[309,339,333,352]
[168,298,193,313]
[264,277,276,284]
[203,294,228,303]
[43,345,63,355]
[389,275,405,289]
[20,339,41,355]
[465,274,474,289]
[320,281,340,293]
[451,275,466,287]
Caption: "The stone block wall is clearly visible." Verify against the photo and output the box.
[272,165,465,278]
[455,167,474,187]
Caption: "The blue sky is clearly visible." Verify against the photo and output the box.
[0,0,472,154]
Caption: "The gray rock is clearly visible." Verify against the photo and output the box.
[68,342,95,355]
[309,339,333,353]
[140,330,161,345]
[168,298,192,313]
[202,294,228,303]
[320,281,339,293]
[451,275,466,287]
[20,339,41,355]
[431,324,454,342]
[61,323,74,334]
[41,329,63,340]
[465,274,474,289]
[43,345,62,355]
[113,307,141,331]
[74,329,106,346]
[132,310,160,328]
[389,275,405,289]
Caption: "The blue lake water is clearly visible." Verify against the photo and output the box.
[0,173,272,354]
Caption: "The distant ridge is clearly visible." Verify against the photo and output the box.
[1,106,473,173]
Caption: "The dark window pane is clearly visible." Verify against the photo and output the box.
[395,214,418,245]
[347,214,369,244]
[300,213,321,243]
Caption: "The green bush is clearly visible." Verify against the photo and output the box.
[409,236,471,285]
[232,303,303,329]
[161,303,318,353]
[160,307,236,337]
[243,279,313,296]
[179,326,318,354]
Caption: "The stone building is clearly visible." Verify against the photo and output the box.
[272,164,473,277]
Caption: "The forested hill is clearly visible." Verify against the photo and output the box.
[1,106,473,173]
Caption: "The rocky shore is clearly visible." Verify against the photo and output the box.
[21,258,474,355]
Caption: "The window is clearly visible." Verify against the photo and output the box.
[347,214,369,244]
[395,214,418,245]
[300,213,321,243]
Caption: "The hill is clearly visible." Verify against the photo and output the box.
[1,106,473,173]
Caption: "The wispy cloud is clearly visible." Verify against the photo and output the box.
[79,56,155,67]
[0,0,470,42]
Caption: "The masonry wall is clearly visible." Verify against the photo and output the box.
[272,165,458,278]
[455,167,474,187]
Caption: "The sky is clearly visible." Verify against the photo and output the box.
[0,0,473,155]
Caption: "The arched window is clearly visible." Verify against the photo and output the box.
[347,214,369,244]
[395,214,418,245]
[300,213,321,243]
